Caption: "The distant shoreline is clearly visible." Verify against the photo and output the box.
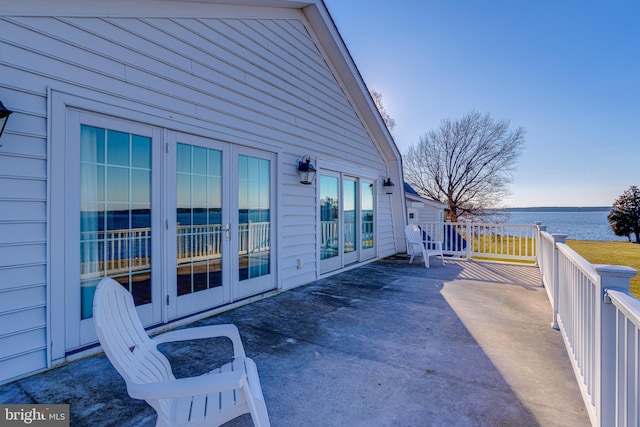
[502,206,611,212]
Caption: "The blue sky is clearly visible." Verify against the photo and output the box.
[324,0,640,207]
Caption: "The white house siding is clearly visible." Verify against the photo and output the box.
[0,79,49,384]
[405,187,445,228]
[0,1,401,383]
[414,201,443,223]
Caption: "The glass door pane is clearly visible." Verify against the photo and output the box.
[172,138,228,319]
[233,149,275,300]
[320,175,339,260]
[238,155,271,281]
[320,173,341,273]
[80,125,152,319]
[176,144,223,296]
[361,181,375,254]
[343,178,358,264]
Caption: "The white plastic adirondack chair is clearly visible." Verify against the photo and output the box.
[93,277,270,427]
[405,224,444,268]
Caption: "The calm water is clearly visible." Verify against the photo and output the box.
[505,209,625,242]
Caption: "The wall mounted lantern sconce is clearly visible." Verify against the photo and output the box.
[0,101,13,140]
[297,155,316,185]
[383,178,395,195]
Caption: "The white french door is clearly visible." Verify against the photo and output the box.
[232,147,276,300]
[360,179,376,261]
[319,172,376,274]
[166,133,231,318]
[67,111,163,349]
[65,114,277,350]
[320,172,341,273]
[166,136,276,318]
[343,177,358,265]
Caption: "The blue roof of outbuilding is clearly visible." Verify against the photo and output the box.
[404,182,420,196]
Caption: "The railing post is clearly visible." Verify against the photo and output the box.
[594,265,637,427]
[465,222,472,259]
[550,233,567,330]
[535,222,547,267]
[536,224,547,284]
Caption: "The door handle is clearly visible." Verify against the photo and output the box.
[225,224,230,241]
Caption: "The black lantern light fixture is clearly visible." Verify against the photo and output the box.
[297,155,316,185]
[0,101,13,140]
[383,178,395,195]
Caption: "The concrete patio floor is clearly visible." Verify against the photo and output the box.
[0,257,590,426]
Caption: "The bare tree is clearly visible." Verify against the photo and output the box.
[404,111,525,222]
[370,90,396,132]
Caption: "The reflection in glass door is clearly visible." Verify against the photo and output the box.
[172,144,275,314]
[176,144,223,294]
[320,174,341,273]
[361,180,375,260]
[67,111,162,350]
[234,151,275,299]
[343,178,358,265]
[172,140,228,318]
[238,155,271,281]
[80,125,152,320]
[320,173,377,272]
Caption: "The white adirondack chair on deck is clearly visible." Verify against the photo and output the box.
[93,277,270,427]
[405,224,445,268]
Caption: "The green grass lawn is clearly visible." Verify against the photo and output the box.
[566,239,640,298]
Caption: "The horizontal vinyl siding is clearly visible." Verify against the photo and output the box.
[0,268,47,384]
[0,69,48,384]
[0,351,48,386]
[2,15,386,167]
[419,207,439,223]
[279,154,319,289]
[376,196,397,258]
[0,7,395,381]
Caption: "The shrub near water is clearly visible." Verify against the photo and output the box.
[566,240,640,298]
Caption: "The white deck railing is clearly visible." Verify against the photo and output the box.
[536,228,638,427]
[418,221,640,426]
[418,221,538,261]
